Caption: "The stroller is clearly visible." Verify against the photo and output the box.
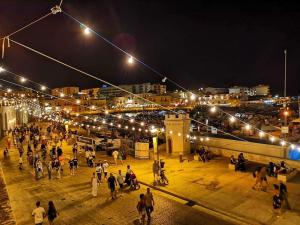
[129,173,140,190]
[158,169,169,185]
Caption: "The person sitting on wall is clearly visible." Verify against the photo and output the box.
[230,155,236,165]
[236,153,246,171]
[277,161,288,174]
[268,162,276,177]
[198,147,206,162]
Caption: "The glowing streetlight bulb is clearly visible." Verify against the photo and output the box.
[270,136,275,142]
[76,99,81,104]
[125,126,128,129]
[140,122,145,126]
[190,94,196,101]
[178,132,182,136]
[20,77,27,83]
[206,137,210,141]
[105,110,109,114]
[280,140,286,146]
[132,127,135,131]
[283,111,289,116]
[245,124,251,130]
[0,67,5,73]
[259,131,264,138]
[229,116,235,123]
[118,115,122,119]
[210,106,216,113]
[40,85,46,91]
[60,93,65,98]
[291,144,295,149]
[7,88,12,93]
[118,124,121,128]
[127,56,134,64]
[84,27,90,35]
[169,130,173,134]
[130,118,134,123]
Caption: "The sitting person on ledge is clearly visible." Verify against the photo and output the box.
[236,153,246,171]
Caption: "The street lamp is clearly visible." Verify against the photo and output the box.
[84,27,91,35]
[127,56,134,64]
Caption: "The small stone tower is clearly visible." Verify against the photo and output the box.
[164,113,190,155]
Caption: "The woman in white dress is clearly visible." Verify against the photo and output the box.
[91,172,98,197]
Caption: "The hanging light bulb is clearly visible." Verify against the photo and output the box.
[270,136,275,142]
[229,116,235,123]
[140,122,145,126]
[259,131,264,138]
[210,106,216,113]
[138,128,142,132]
[20,77,27,83]
[127,56,134,64]
[84,26,91,35]
[190,94,196,101]
[130,118,134,123]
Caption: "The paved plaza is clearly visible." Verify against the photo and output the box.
[1,133,300,225]
[0,137,235,225]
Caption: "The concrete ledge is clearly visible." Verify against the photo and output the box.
[277,170,298,183]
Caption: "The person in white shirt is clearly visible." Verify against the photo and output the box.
[102,160,109,180]
[112,150,119,165]
[117,170,124,189]
[32,201,45,225]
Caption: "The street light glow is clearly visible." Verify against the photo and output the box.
[127,56,134,64]
[0,67,5,73]
[210,106,216,113]
[40,85,46,91]
[229,116,235,123]
[76,99,81,104]
[20,77,27,83]
[84,27,91,35]
[190,94,196,101]
[259,131,264,138]
[245,124,251,130]
[60,93,65,97]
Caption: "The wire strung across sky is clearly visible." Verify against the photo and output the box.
[8,38,247,141]
[61,9,283,140]
[0,3,291,146]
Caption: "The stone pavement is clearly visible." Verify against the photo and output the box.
[0,162,15,225]
[108,155,300,225]
[0,137,235,225]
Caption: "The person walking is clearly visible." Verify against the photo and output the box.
[47,201,58,225]
[273,184,282,217]
[279,181,291,210]
[125,165,132,186]
[91,172,98,197]
[137,194,146,225]
[95,163,103,184]
[32,201,46,225]
[102,160,109,180]
[144,188,154,220]
[117,170,124,189]
[108,173,117,199]
[47,161,52,180]
[152,160,159,184]
[19,156,23,170]
[112,150,119,165]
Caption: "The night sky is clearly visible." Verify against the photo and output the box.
[1,0,300,95]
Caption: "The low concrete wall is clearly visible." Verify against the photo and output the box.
[194,137,300,170]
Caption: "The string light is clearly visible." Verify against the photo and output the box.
[259,131,265,138]
[20,77,27,83]
[190,94,196,101]
[130,118,134,123]
[210,106,216,113]
[125,125,128,129]
[140,122,145,126]
[280,140,286,146]
[229,116,235,123]
[127,56,134,64]
[138,128,142,132]
[132,127,135,131]
[84,27,91,35]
